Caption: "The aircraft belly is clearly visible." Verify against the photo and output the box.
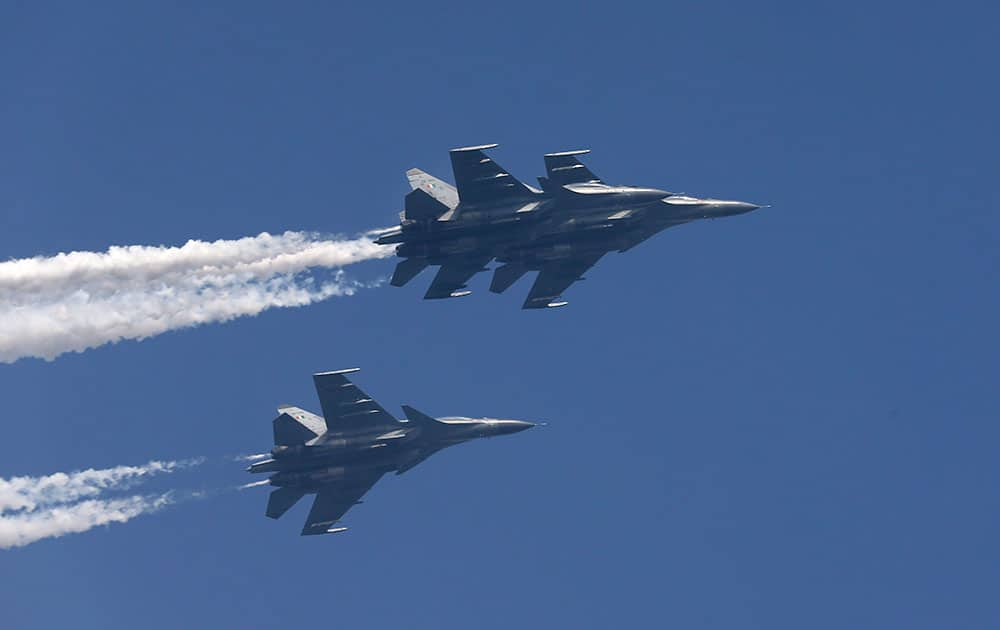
[268,441,404,476]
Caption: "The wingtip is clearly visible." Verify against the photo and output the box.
[313,367,361,377]
[543,149,591,157]
[450,143,499,153]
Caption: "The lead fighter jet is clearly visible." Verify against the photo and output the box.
[248,368,536,536]
[376,144,761,308]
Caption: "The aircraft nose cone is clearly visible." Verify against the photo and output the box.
[709,199,762,215]
[493,420,537,435]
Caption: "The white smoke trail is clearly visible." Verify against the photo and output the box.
[0,493,177,549]
[0,458,202,513]
[0,458,205,549]
[0,231,394,363]
[0,230,391,297]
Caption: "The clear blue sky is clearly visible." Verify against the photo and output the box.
[2,2,998,628]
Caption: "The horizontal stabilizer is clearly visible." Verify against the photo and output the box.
[266,487,305,519]
[490,263,529,294]
[391,258,429,287]
[273,412,320,446]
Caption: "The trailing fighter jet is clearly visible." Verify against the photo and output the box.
[376,144,762,308]
[247,368,536,536]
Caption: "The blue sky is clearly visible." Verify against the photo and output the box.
[1,1,998,628]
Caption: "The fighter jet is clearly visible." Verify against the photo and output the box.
[247,368,536,536]
[376,144,761,308]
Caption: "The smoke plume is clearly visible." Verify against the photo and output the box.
[0,231,393,362]
[0,458,202,549]
[0,494,174,549]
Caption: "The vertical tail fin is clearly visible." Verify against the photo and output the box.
[406,168,459,210]
[273,411,320,446]
[403,188,450,222]
[543,150,603,185]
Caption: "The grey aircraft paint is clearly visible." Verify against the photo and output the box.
[376,145,761,309]
[248,368,536,536]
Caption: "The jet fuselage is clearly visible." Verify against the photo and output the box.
[249,417,534,482]
[378,145,761,308]
[254,369,538,535]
